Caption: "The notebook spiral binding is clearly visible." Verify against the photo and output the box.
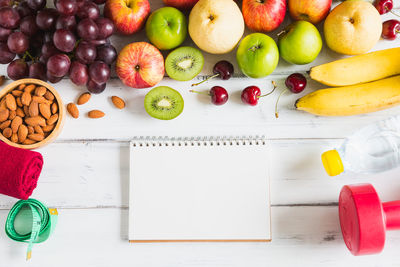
[131,136,267,147]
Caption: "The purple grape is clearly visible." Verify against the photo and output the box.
[47,53,70,77]
[95,17,114,39]
[27,0,45,10]
[86,38,109,46]
[69,61,88,86]
[44,31,53,42]
[96,44,116,65]
[20,15,39,36]
[0,42,15,63]
[77,18,98,40]
[0,7,21,29]
[76,0,87,8]
[46,70,63,83]
[7,59,28,80]
[41,41,60,61]
[29,61,47,80]
[56,15,76,31]
[75,41,96,64]
[0,26,11,41]
[36,8,58,31]
[87,79,105,94]
[0,0,12,7]
[77,2,99,20]
[56,0,77,15]
[17,2,34,17]
[53,29,76,52]
[92,0,106,5]
[7,32,29,54]
[30,31,44,49]
[88,61,110,84]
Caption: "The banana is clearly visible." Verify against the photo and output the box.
[309,47,400,87]
[295,75,400,116]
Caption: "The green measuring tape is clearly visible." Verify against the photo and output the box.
[5,199,58,260]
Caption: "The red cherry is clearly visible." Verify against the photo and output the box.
[382,19,400,40]
[192,60,234,86]
[241,86,261,106]
[374,0,393,14]
[190,86,229,106]
[285,73,307,93]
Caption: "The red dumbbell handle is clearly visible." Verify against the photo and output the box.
[383,200,400,230]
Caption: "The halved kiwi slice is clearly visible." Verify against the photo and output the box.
[144,86,184,120]
[165,46,204,81]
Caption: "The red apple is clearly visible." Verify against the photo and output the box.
[116,42,165,89]
[288,0,332,25]
[104,0,150,35]
[163,0,199,10]
[242,0,286,32]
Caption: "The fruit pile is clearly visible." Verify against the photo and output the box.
[0,0,117,93]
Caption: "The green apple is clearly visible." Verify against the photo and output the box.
[278,20,322,65]
[145,7,187,50]
[236,33,279,78]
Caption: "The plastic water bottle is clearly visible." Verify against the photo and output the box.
[322,116,400,176]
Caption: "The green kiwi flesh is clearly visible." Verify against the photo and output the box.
[144,86,184,120]
[165,46,204,81]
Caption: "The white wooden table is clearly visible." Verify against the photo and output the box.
[1,1,400,266]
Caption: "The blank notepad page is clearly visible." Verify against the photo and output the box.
[129,138,271,242]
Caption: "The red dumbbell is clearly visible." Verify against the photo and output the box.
[339,184,400,256]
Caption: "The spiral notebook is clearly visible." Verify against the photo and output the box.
[129,137,271,242]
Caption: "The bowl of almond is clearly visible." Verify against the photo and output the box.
[0,78,65,150]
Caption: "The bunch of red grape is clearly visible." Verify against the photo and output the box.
[0,0,117,94]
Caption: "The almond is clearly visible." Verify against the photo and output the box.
[0,120,10,130]
[21,91,32,106]
[39,103,51,119]
[24,84,36,93]
[16,97,22,107]
[25,116,46,127]
[29,101,39,117]
[16,107,25,118]
[11,133,18,143]
[67,103,79,118]
[28,133,44,142]
[0,75,4,86]
[34,125,44,135]
[77,92,91,105]
[44,91,54,101]
[12,90,23,97]
[0,98,6,111]
[8,110,16,120]
[11,116,22,133]
[23,105,29,117]
[47,114,58,125]
[23,138,36,145]
[18,124,28,143]
[5,94,16,111]
[0,109,9,122]
[18,84,26,90]
[2,127,12,138]
[51,102,58,114]
[35,86,47,96]
[42,124,55,132]
[27,126,34,134]
[88,110,105,119]
[111,96,125,109]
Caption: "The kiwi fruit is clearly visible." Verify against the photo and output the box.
[144,86,184,120]
[165,46,204,81]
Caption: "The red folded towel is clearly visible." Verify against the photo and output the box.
[0,141,43,199]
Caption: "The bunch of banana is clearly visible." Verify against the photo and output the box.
[296,48,400,116]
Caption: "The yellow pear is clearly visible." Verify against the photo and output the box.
[188,0,244,54]
[324,1,382,55]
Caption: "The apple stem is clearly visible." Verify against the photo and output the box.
[277,30,286,37]
[191,74,220,86]
[275,89,287,119]
[189,89,210,96]
[258,81,277,98]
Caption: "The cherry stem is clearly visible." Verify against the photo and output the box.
[257,80,277,98]
[275,89,287,119]
[391,8,400,17]
[189,89,210,96]
[191,73,219,87]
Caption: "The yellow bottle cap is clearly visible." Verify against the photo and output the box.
[321,150,344,176]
